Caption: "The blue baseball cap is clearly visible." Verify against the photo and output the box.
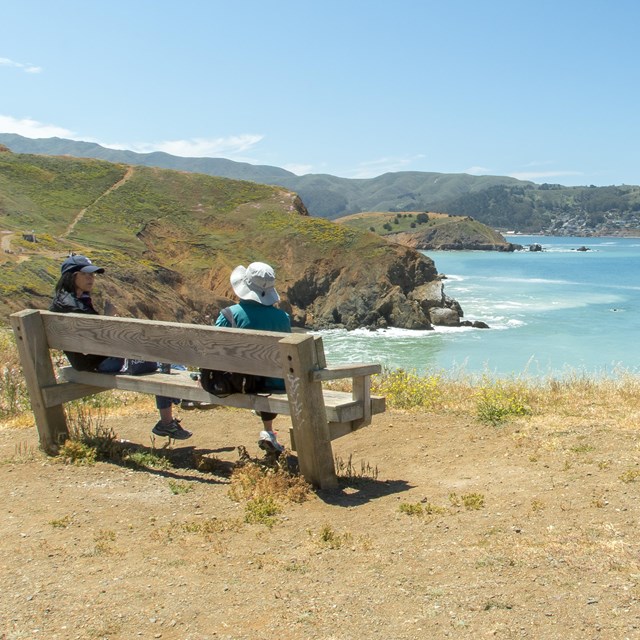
[61,255,105,276]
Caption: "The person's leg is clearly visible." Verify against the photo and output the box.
[257,412,283,453]
[152,396,192,439]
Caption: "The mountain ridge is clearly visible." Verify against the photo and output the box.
[4,133,639,234]
[0,133,534,219]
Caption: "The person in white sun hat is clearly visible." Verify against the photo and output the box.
[214,262,291,454]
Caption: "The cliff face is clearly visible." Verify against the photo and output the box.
[282,246,460,330]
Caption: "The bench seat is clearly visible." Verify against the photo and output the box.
[53,368,385,438]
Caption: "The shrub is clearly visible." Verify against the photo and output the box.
[229,461,310,527]
[372,368,441,410]
[476,377,531,425]
[0,330,31,418]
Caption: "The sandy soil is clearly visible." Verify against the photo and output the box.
[1,404,639,640]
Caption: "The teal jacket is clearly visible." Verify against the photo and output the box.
[215,300,291,390]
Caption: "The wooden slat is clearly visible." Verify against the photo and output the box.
[56,368,382,424]
[41,311,286,377]
[41,381,108,407]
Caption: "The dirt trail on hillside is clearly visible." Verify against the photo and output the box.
[1,230,13,252]
[1,405,639,639]
[63,166,135,238]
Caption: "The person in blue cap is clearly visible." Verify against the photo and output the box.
[50,254,192,440]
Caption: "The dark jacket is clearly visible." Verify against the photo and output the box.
[49,290,108,371]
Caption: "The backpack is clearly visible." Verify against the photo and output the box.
[199,307,266,397]
[199,369,266,396]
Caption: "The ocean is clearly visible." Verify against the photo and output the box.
[317,235,640,379]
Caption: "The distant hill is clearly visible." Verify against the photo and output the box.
[0,133,295,184]
[337,211,519,251]
[0,150,464,330]
[3,133,640,234]
[0,133,530,219]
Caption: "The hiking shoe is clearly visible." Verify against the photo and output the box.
[258,430,284,453]
[152,418,193,440]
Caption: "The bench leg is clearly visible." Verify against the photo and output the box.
[10,310,69,454]
[351,374,372,429]
[279,335,338,490]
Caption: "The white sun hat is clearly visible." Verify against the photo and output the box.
[230,262,280,306]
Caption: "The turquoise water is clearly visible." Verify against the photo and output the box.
[318,236,640,378]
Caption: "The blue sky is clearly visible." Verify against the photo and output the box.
[1,0,639,186]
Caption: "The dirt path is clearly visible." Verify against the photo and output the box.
[0,230,13,252]
[62,166,135,238]
[1,405,639,639]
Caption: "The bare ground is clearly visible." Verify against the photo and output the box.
[1,404,639,640]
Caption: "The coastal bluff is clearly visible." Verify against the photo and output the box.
[0,151,464,331]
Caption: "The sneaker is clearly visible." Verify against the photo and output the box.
[152,418,193,440]
[258,430,284,453]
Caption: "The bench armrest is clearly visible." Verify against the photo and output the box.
[310,363,381,382]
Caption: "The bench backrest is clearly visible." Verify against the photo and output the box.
[30,310,319,377]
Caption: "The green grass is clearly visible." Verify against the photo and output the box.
[124,450,173,470]
[313,523,352,549]
[168,479,194,495]
[244,496,281,527]
[450,492,486,510]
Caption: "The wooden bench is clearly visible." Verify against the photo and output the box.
[10,309,385,489]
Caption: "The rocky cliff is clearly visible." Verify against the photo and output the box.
[282,246,462,330]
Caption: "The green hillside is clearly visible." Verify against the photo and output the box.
[0,150,447,330]
[440,183,640,234]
